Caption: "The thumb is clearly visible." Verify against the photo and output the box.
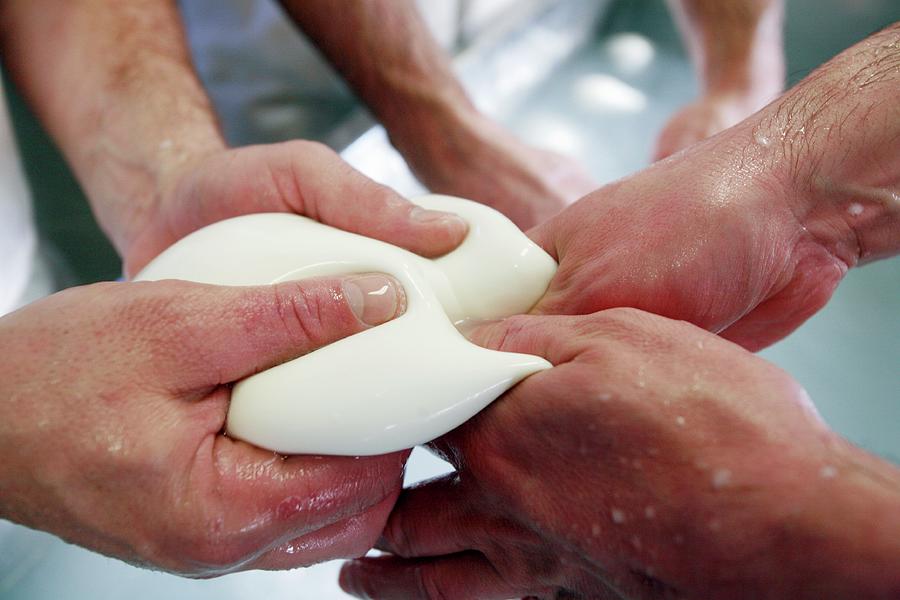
[463,314,579,367]
[134,274,405,388]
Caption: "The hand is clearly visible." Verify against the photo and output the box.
[340,310,900,599]
[657,0,785,160]
[400,113,596,231]
[124,141,469,276]
[528,125,847,351]
[0,274,409,576]
[652,91,772,160]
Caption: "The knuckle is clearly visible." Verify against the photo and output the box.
[417,563,453,600]
[271,279,346,349]
[286,139,334,159]
[383,509,417,558]
[488,314,535,353]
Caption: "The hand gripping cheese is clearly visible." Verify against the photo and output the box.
[136,196,557,455]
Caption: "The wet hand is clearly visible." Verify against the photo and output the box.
[340,309,840,599]
[0,275,409,576]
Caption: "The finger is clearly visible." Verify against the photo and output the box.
[376,474,483,558]
[463,313,586,367]
[238,489,400,570]
[340,553,529,600]
[132,274,405,389]
[281,141,468,257]
[182,436,409,573]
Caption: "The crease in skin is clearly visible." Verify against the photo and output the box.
[820,179,900,212]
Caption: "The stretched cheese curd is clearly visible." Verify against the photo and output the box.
[136,195,557,455]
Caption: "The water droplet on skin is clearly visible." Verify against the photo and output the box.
[591,523,602,537]
[847,202,864,216]
[644,506,656,519]
[597,392,612,402]
[754,132,771,147]
[820,465,838,479]
[611,508,627,524]
[712,468,732,489]
[675,416,686,427]
[696,339,704,350]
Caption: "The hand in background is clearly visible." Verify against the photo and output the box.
[283,0,596,232]
[340,310,900,599]
[654,0,784,160]
[652,90,776,160]
[125,141,469,275]
[397,112,597,230]
[0,275,409,576]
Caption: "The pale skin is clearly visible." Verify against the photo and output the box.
[341,309,900,599]
[655,0,786,160]
[0,274,411,575]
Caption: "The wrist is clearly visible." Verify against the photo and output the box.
[82,109,226,262]
[380,88,484,172]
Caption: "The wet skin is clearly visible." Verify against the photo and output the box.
[0,275,409,576]
[341,309,900,600]
[527,23,900,351]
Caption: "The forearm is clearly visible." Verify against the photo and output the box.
[0,0,224,257]
[750,22,900,266]
[279,0,479,160]
[667,0,784,101]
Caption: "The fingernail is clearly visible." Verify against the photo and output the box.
[410,206,467,230]
[344,274,405,326]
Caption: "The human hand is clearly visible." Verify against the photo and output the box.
[0,274,409,576]
[652,91,774,160]
[656,0,784,160]
[340,310,900,599]
[123,141,469,276]
[527,124,847,351]
[399,113,596,231]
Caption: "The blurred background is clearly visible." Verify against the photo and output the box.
[2,0,898,598]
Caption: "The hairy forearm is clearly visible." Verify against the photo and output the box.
[0,0,224,256]
[750,22,900,265]
[667,0,784,99]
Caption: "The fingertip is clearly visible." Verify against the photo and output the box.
[406,206,468,258]
[343,274,407,326]
[339,559,374,599]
